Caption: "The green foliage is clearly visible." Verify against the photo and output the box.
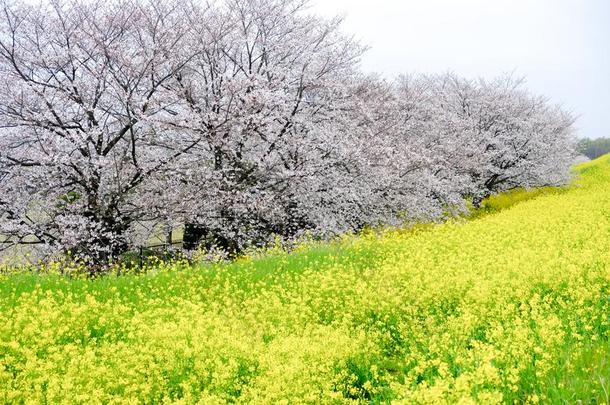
[577,137,610,160]
[544,340,610,403]
[56,191,82,210]
[467,186,567,220]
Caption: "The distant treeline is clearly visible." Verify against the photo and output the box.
[578,137,610,160]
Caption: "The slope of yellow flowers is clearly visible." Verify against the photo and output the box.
[1,155,610,404]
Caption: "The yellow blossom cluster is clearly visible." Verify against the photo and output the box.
[1,156,610,403]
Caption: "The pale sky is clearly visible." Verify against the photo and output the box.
[311,0,610,138]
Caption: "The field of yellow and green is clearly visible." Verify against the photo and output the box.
[1,155,610,404]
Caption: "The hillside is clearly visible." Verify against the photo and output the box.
[1,156,610,404]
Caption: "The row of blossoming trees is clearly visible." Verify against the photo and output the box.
[0,0,576,264]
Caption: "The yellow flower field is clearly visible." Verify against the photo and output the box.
[1,156,610,404]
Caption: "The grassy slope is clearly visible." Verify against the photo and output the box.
[1,156,610,403]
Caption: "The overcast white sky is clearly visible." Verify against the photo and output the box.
[311,0,610,138]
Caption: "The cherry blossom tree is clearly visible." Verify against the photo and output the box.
[165,0,379,252]
[394,73,577,207]
[0,0,203,261]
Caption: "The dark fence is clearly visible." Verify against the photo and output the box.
[2,238,191,270]
[136,239,186,269]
